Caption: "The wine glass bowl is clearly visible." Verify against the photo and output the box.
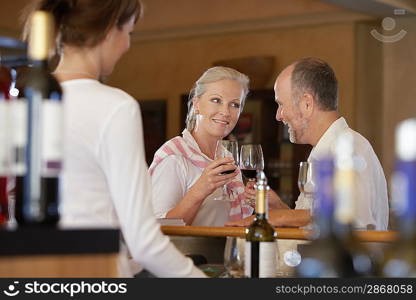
[223,237,245,278]
[239,144,264,181]
[212,140,238,201]
[297,161,315,197]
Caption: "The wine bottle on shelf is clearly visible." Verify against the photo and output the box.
[13,11,63,226]
[0,66,12,226]
[297,133,375,277]
[381,118,416,277]
[244,171,277,278]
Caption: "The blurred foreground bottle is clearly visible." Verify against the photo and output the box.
[245,171,277,278]
[297,133,374,277]
[332,132,374,277]
[381,119,416,277]
[14,11,63,226]
[296,157,349,277]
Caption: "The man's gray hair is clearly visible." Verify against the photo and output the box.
[186,66,250,131]
[291,57,338,111]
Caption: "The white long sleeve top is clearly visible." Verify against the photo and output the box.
[60,79,205,277]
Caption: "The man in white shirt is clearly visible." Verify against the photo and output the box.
[227,57,389,230]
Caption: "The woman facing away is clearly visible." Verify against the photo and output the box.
[22,0,205,277]
[149,67,255,226]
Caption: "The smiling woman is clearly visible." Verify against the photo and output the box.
[149,66,254,226]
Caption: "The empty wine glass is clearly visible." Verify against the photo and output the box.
[239,144,264,182]
[212,140,238,201]
[222,237,245,278]
[298,161,316,198]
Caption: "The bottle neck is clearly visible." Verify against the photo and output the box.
[29,59,48,69]
[255,212,267,220]
[255,187,269,220]
[28,11,53,70]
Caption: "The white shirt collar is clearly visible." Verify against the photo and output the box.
[309,117,349,161]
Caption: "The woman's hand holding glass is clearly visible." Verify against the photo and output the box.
[188,157,238,201]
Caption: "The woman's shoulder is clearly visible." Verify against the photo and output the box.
[64,80,137,106]
[151,147,189,177]
[154,136,186,158]
[96,82,137,106]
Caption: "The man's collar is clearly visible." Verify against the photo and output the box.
[309,117,349,160]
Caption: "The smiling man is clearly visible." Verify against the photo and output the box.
[227,57,389,231]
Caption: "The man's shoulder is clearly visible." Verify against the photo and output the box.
[344,127,375,153]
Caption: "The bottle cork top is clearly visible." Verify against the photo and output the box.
[28,11,54,61]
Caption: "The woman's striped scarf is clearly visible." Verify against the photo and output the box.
[149,130,253,221]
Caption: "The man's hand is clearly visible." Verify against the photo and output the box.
[225,209,312,227]
[244,181,289,209]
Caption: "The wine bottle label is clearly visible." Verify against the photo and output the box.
[9,99,27,176]
[41,101,63,177]
[0,101,9,175]
[245,241,277,278]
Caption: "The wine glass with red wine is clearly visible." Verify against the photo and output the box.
[239,144,264,182]
[212,140,238,201]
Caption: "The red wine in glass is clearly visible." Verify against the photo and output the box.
[241,168,257,180]
[213,140,238,201]
[239,144,264,181]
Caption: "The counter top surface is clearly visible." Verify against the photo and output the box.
[161,226,398,243]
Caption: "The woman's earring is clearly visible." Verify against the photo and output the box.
[194,109,202,132]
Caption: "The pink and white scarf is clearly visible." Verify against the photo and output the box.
[149,130,254,221]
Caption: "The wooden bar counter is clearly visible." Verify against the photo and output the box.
[0,228,120,277]
[161,226,399,243]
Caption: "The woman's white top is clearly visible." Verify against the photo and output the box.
[151,130,231,226]
[60,79,204,277]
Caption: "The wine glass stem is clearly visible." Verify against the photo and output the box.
[222,185,227,198]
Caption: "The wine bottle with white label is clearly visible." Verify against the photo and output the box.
[244,171,277,278]
[296,157,356,277]
[14,11,63,226]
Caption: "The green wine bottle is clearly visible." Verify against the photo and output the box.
[244,171,277,278]
[14,11,63,226]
